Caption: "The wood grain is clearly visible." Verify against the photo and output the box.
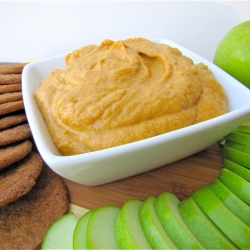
[63,142,223,210]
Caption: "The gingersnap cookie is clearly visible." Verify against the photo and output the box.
[0,140,33,171]
[0,100,24,116]
[0,74,21,85]
[0,83,22,94]
[0,112,27,130]
[0,63,26,74]
[0,164,69,249]
[0,123,32,146]
[0,92,22,104]
[0,151,43,207]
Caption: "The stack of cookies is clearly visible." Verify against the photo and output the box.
[0,63,69,249]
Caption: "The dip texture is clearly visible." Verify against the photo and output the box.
[34,38,227,155]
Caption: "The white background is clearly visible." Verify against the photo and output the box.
[1,1,249,63]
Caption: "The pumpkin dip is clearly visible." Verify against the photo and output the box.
[34,37,227,155]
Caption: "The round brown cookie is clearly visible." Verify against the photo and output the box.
[0,63,26,74]
[0,74,21,85]
[0,92,22,104]
[0,123,32,146]
[0,112,27,130]
[0,151,43,207]
[0,83,22,94]
[0,140,33,171]
[0,164,69,249]
[0,100,24,116]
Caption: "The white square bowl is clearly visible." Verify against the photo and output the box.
[22,38,250,186]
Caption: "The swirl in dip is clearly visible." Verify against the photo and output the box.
[34,38,227,155]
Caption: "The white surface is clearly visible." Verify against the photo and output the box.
[0,1,249,62]
[22,38,250,186]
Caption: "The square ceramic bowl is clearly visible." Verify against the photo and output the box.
[22,38,250,186]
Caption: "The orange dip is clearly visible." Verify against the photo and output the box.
[34,38,227,155]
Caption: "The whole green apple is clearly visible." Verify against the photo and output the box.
[214,20,250,88]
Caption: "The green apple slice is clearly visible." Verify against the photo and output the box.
[192,185,250,249]
[218,168,250,205]
[41,212,78,250]
[225,139,250,154]
[223,158,250,181]
[139,196,177,249]
[115,199,152,249]
[155,192,204,249]
[222,146,250,169]
[224,131,250,146]
[235,124,250,135]
[178,196,236,249]
[73,210,94,249]
[210,179,250,227]
[86,205,120,249]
